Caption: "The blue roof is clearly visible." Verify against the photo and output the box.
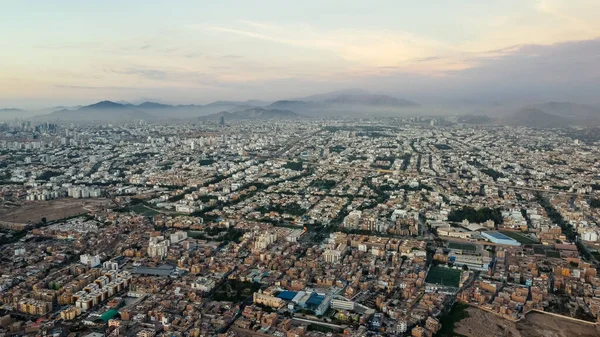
[306,293,325,307]
[276,291,297,301]
[484,231,514,240]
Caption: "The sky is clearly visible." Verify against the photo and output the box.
[1,0,599,109]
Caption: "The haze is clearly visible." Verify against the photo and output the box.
[1,0,600,109]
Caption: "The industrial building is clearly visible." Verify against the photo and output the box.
[481,231,521,246]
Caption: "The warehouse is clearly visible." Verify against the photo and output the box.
[481,231,521,246]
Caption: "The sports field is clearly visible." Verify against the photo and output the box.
[533,245,560,258]
[499,230,538,244]
[448,242,477,252]
[425,266,462,287]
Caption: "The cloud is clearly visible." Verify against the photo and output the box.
[372,37,600,103]
[218,54,242,59]
[54,84,142,90]
[194,22,448,67]
[116,68,168,81]
[415,56,441,62]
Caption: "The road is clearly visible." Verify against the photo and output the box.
[291,316,347,329]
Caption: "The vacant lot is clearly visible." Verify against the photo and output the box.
[518,312,600,337]
[0,198,109,225]
[454,307,600,337]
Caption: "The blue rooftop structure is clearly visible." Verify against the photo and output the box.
[306,293,325,308]
[276,291,297,301]
[482,231,520,246]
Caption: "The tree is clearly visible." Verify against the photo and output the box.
[41,217,47,225]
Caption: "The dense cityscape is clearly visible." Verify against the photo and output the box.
[1,117,599,336]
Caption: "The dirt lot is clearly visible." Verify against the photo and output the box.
[0,198,110,225]
[454,307,600,337]
[454,307,521,337]
[517,312,600,337]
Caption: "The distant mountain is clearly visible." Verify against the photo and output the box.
[323,93,418,107]
[456,114,494,125]
[80,100,130,110]
[137,101,172,109]
[0,108,25,113]
[203,100,266,108]
[509,102,600,128]
[0,108,27,120]
[527,102,600,120]
[288,89,420,117]
[200,107,302,121]
[267,100,313,111]
[301,89,419,107]
[511,108,571,128]
[40,101,154,121]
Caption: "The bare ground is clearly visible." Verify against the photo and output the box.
[0,198,110,224]
[454,307,600,337]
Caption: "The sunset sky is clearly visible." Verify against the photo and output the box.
[1,0,599,108]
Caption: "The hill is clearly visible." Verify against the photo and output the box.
[0,108,25,113]
[267,100,312,110]
[456,114,494,124]
[527,102,600,120]
[509,102,600,128]
[511,108,571,128]
[0,108,28,120]
[200,107,302,121]
[42,101,154,121]
[291,89,420,117]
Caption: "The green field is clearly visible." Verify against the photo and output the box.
[533,245,560,258]
[425,266,462,287]
[499,230,538,244]
[128,204,160,216]
[448,242,476,252]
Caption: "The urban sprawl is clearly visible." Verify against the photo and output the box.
[1,118,600,337]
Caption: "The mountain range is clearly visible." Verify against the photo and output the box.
[509,102,600,128]
[199,107,301,121]
[3,90,600,125]
[21,89,422,121]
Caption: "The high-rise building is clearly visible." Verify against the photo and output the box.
[219,116,225,126]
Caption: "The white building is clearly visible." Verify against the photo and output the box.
[323,243,347,263]
[102,261,119,271]
[147,237,170,258]
[80,254,101,267]
[343,210,362,229]
[170,231,188,244]
[254,232,278,250]
[191,276,216,292]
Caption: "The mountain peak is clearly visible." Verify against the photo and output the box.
[200,107,302,121]
[84,101,127,109]
[137,101,172,109]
